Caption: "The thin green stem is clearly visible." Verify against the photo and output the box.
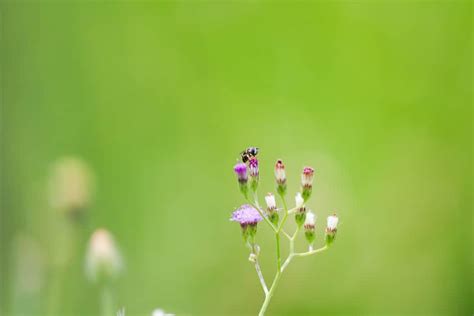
[258,270,282,316]
[293,245,329,257]
[275,233,281,271]
[281,229,292,240]
[249,242,268,295]
[277,195,289,233]
[100,284,113,316]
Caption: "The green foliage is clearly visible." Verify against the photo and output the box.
[1,1,471,315]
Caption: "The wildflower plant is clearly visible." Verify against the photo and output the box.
[230,149,340,315]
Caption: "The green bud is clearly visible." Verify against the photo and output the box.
[277,183,287,196]
[242,223,258,243]
[269,212,279,226]
[325,231,336,246]
[305,230,315,244]
[301,186,312,202]
[295,210,306,228]
[239,183,248,199]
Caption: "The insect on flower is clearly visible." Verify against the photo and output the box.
[240,147,259,163]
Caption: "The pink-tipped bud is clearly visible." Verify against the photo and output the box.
[301,167,315,201]
[248,157,259,192]
[275,159,287,196]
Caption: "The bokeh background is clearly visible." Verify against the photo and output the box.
[1,1,472,315]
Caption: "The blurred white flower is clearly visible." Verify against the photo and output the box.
[49,157,94,217]
[117,307,125,316]
[152,308,174,316]
[85,228,123,282]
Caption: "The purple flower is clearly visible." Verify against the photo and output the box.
[230,204,263,227]
[234,163,248,184]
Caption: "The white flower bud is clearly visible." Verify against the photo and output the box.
[327,214,339,231]
[85,228,123,283]
[304,212,316,227]
[265,193,276,211]
[295,192,304,208]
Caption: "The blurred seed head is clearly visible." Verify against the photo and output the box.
[85,228,123,283]
[49,157,94,219]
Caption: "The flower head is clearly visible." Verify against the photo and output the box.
[248,157,259,178]
[295,192,304,209]
[265,193,276,212]
[301,166,315,201]
[304,211,316,244]
[234,163,248,183]
[294,192,307,227]
[234,163,248,197]
[301,167,314,187]
[325,214,339,246]
[231,204,263,242]
[304,211,316,229]
[230,204,263,226]
[265,193,279,225]
[248,157,259,191]
[275,160,286,184]
[327,214,339,232]
[275,159,287,195]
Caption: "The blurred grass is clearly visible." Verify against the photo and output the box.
[1,1,472,315]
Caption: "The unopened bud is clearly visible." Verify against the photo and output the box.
[325,214,339,246]
[304,212,316,244]
[301,167,314,202]
[85,229,123,283]
[275,159,287,196]
[295,192,304,209]
[294,204,307,228]
[248,157,259,192]
[265,193,279,225]
[234,163,248,198]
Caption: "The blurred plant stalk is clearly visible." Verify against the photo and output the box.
[46,157,94,315]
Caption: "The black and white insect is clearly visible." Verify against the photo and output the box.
[240,147,259,163]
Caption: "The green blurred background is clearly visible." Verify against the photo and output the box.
[1,1,472,315]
